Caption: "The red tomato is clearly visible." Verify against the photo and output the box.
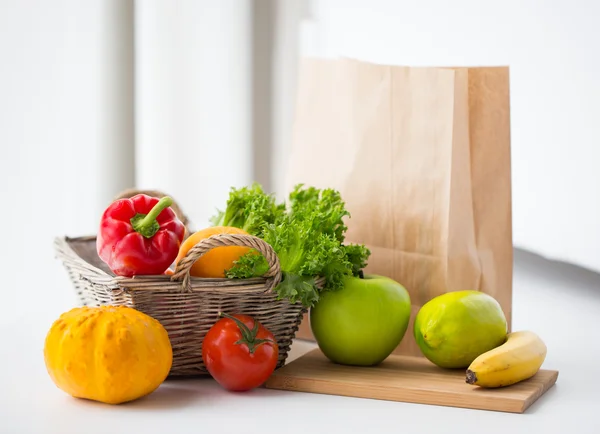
[202,312,279,391]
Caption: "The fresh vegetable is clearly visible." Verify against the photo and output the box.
[414,291,508,368]
[202,312,278,391]
[211,183,371,307]
[342,243,371,277]
[310,274,412,366]
[44,305,173,405]
[175,226,255,278]
[210,183,285,238]
[97,194,185,277]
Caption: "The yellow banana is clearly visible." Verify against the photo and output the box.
[465,330,547,388]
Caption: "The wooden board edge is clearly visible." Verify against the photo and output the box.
[520,369,559,413]
[266,351,560,414]
[265,374,529,413]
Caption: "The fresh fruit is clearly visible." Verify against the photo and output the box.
[414,290,507,368]
[466,330,547,388]
[310,274,411,366]
[202,312,278,391]
[175,226,253,278]
[44,306,173,405]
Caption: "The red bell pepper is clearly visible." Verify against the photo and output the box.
[96,194,186,277]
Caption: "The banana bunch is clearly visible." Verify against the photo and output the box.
[465,331,547,388]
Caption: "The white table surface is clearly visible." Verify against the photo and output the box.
[2,249,599,434]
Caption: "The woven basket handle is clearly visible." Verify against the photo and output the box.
[113,188,193,237]
[170,233,281,292]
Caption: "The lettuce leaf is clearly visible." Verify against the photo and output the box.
[210,183,285,238]
[288,184,350,243]
[217,183,371,307]
[342,244,371,276]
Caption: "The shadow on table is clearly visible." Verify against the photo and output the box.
[69,377,219,411]
[126,381,210,410]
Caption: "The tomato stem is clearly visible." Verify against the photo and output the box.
[219,312,274,354]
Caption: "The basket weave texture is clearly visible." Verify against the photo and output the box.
[53,192,316,377]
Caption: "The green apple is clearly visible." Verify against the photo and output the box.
[309,274,411,366]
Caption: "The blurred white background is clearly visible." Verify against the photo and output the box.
[1,0,599,325]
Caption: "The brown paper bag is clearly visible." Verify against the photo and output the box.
[286,58,512,357]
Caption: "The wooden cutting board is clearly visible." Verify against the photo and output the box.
[264,349,558,413]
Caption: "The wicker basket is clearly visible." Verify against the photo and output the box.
[53,190,317,377]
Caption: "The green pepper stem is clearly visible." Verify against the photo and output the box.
[131,196,173,238]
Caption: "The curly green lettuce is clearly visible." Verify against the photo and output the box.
[210,183,285,238]
[342,243,371,277]
[287,184,350,243]
[214,183,371,307]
